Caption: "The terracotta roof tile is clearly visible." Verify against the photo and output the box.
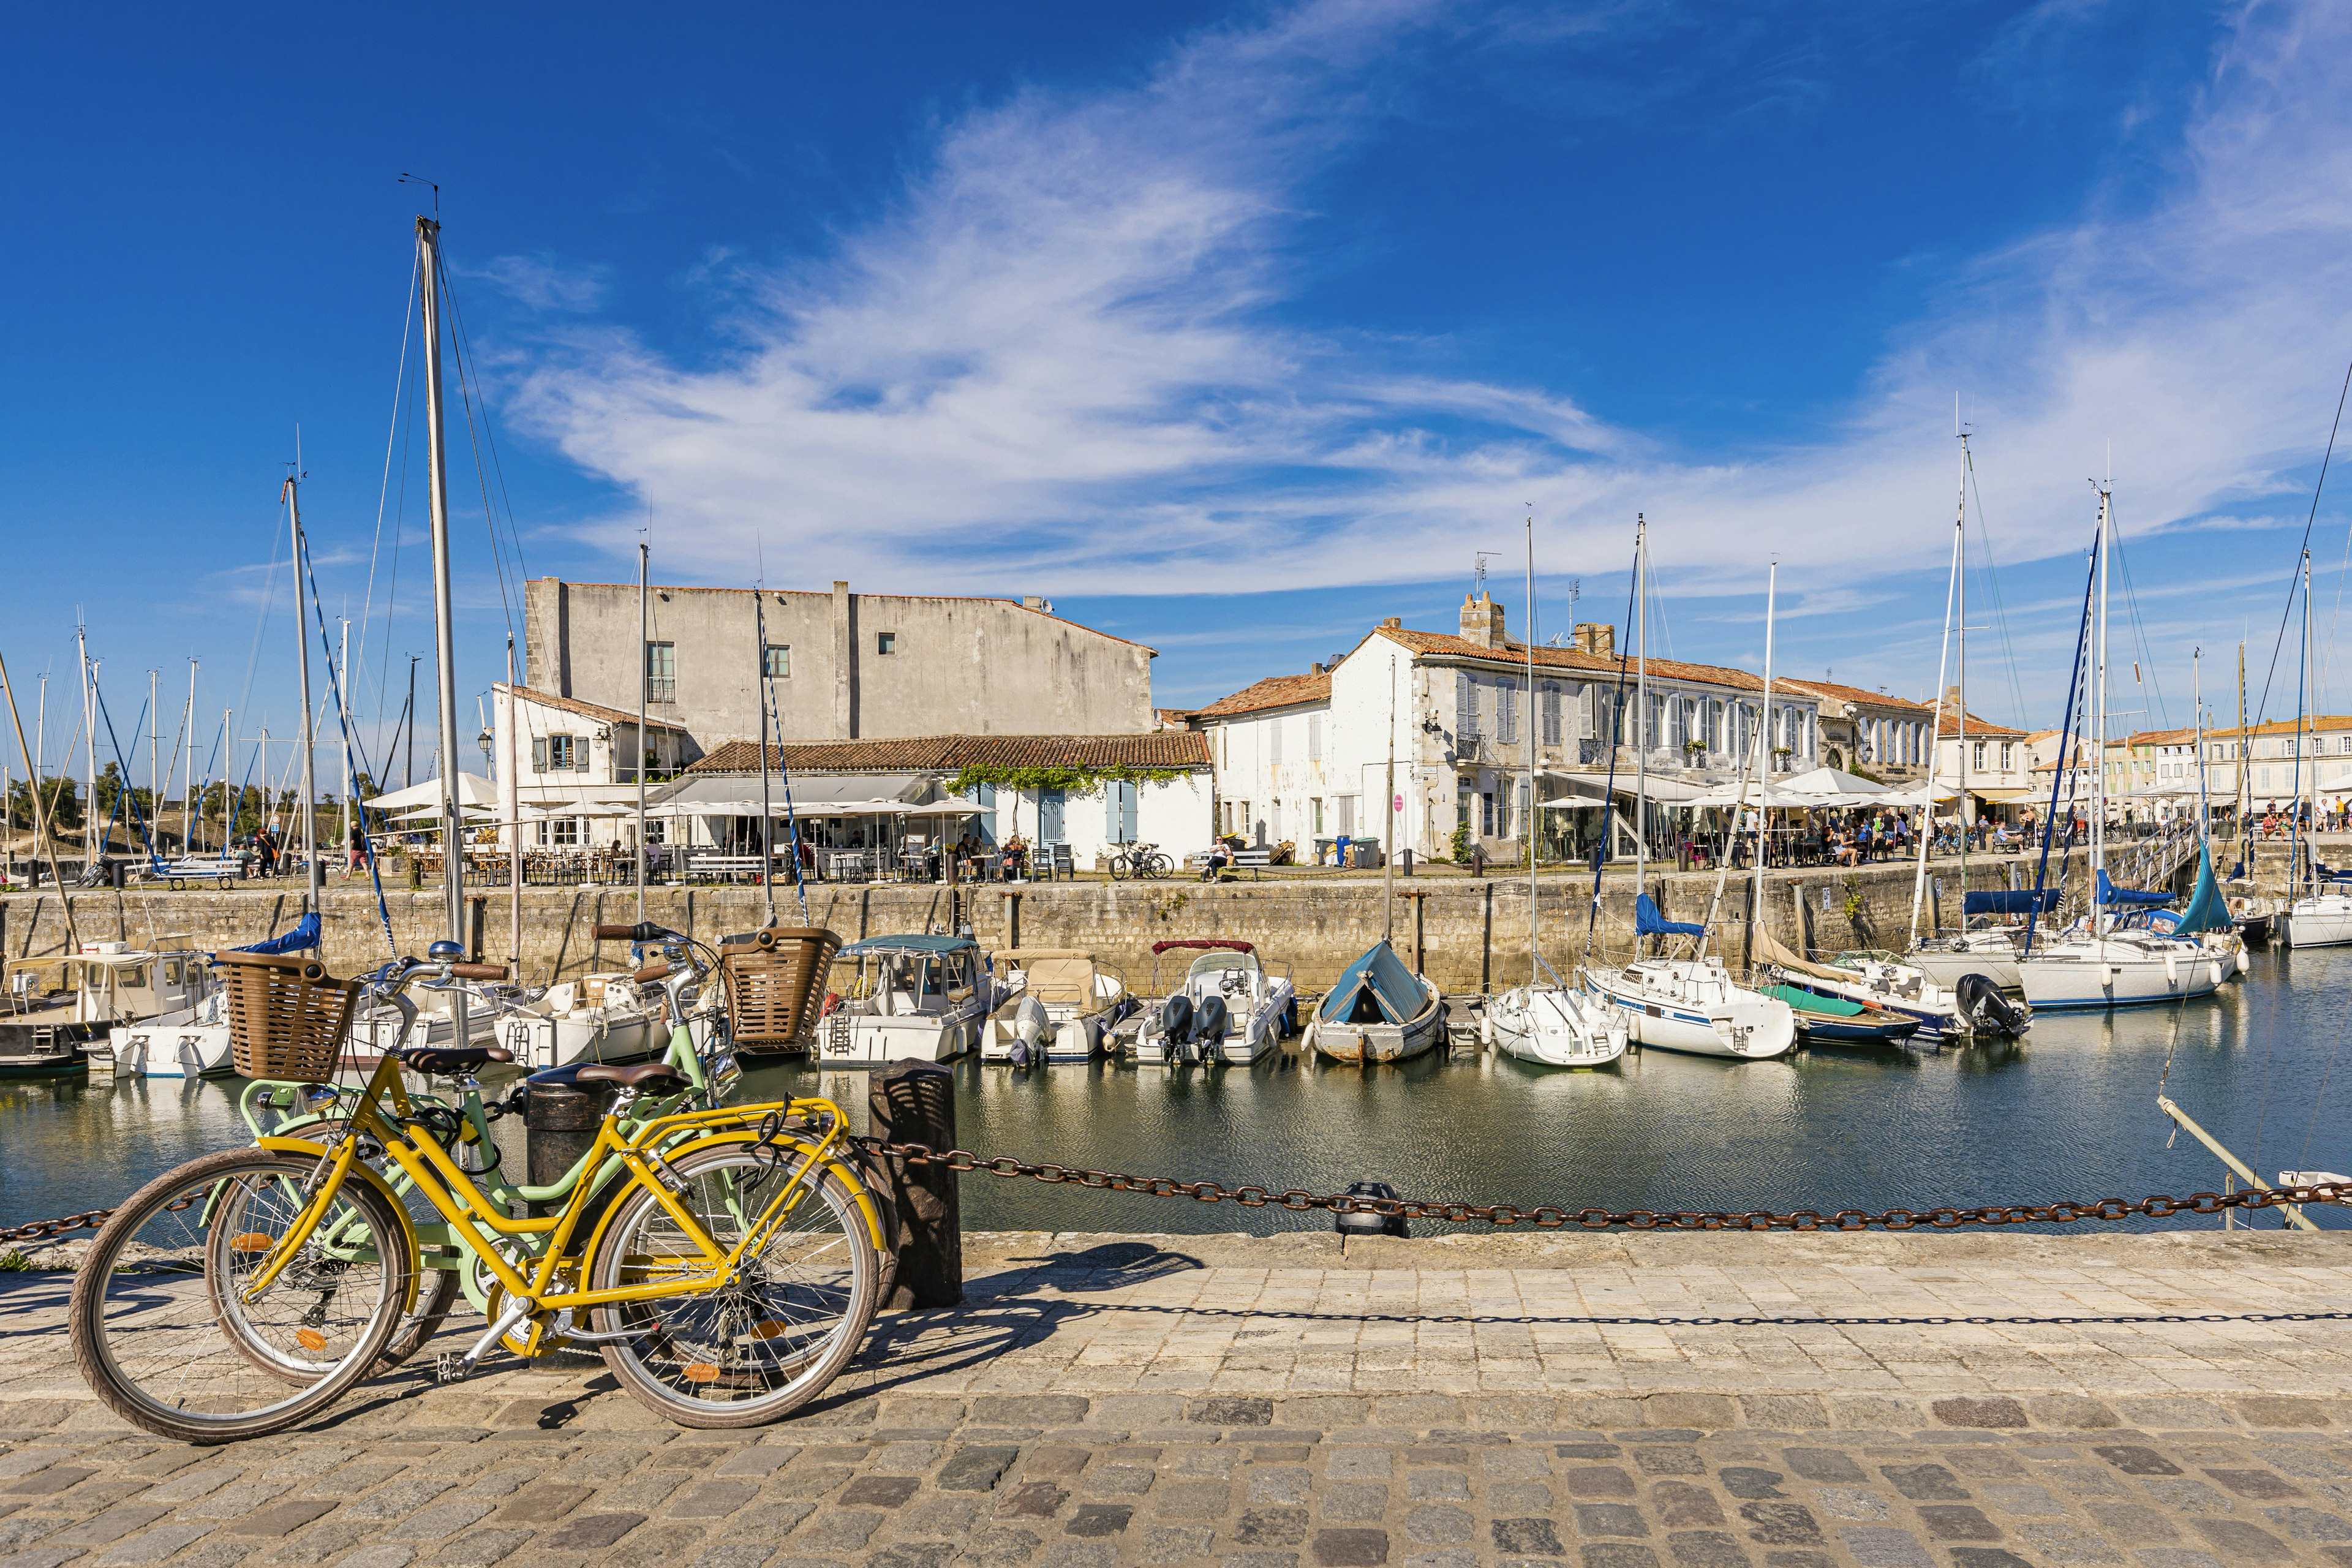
[687,731,1210,775]
[1934,710,2028,740]
[1373,627,1778,694]
[498,684,691,733]
[1779,679,1936,714]
[1193,671,1332,718]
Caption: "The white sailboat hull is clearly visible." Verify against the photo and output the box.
[2017,937,2226,1009]
[1482,986,1627,1068]
[1907,938,2022,992]
[2283,895,2352,949]
[1583,963,1795,1060]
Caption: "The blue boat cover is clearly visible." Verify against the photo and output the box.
[841,933,979,956]
[1635,894,1705,938]
[1963,889,2059,916]
[1317,940,1424,1025]
[2096,870,2174,908]
[2171,846,2233,934]
[231,912,321,956]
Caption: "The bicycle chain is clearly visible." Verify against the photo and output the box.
[846,1136,2350,1232]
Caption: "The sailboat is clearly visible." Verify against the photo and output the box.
[2018,485,2226,1008]
[1481,513,1627,1069]
[1581,519,1796,1061]
[2280,550,2352,947]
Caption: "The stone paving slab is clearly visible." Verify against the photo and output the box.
[5,1230,2351,1567]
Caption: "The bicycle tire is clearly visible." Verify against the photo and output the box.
[1109,854,1132,880]
[1145,853,1174,878]
[585,1144,881,1429]
[70,1148,410,1444]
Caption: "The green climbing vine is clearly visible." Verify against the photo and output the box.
[945,764,1189,798]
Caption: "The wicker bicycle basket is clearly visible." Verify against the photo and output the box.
[217,950,362,1083]
[718,925,842,1053]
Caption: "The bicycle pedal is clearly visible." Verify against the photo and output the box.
[434,1352,472,1385]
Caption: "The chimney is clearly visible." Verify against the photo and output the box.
[1020,595,1053,613]
[1310,662,1325,676]
[1573,622,1615,658]
[1378,616,1402,630]
[1943,684,1963,714]
[1460,591,1507,650]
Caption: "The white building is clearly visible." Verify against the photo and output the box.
[1192,594,1825,864]
[491,684,696,851]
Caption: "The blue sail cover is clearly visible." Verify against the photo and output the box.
[2171,846,2232,934]
[1317,940,1424,1025]
[2096,870,2174,908]
[230,912,321,956]
[1635,894,1705,938]
[1963,889,2059,916]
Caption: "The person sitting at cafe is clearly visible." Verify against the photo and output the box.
[1001,832,1030,880]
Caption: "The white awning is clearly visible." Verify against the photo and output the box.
[366,774,497,813]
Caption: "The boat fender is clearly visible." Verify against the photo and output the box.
[2097,962,2114,990]
[2163,952,2179,987]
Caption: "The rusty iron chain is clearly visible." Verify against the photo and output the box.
[846,1136,2350,1232]
[9,1148,2343,1248]
[1,1194,198,1248]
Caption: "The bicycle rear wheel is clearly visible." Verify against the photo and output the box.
[585,1144,880,1428]
[69,1148,410,1444]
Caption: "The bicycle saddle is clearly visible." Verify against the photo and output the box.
[399,1046,513,1075]
[575,1061,685,1089]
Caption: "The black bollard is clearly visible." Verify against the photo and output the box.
[1334,1179,1409,1238]
[523,1077,603,1218]
[869,1060,962,1308]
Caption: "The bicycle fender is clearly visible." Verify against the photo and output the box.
[576,1132,890,1265]
[257,1136,424,1314]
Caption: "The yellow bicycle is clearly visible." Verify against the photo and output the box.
[69,948,886,1443]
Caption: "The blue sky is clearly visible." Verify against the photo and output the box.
[7,0,2351,791]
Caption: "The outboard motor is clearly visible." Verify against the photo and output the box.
[1160,993,1194,1061]
[1955,973,2026,1037]
[1191,993,1230,1066]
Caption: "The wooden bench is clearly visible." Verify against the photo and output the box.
[140,857,245,889]
[1232,848,1273,880]
[688,853,768,883]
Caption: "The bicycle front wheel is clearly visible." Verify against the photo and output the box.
[1145,853,1174,878]
[585,1144,880,1428]
[69,1148,410,1444]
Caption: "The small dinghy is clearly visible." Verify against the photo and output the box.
[1305,939,1444,1066]
[1758,981,1922,1047]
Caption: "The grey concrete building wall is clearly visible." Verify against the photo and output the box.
[525,577,1155,745]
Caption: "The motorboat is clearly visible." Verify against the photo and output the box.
[982,949,1133,1064]
[1907,927,2024,991]
[1819,949,2021,1039]
[1134,940,1297,1066]
[815,934,995,1066]
[497,972,663,1071]
[4,940,221,1077]
[112,987,236,1079]
[2230,890,2281,947]
[1482,981,1627,1068]
[1758,979,1922,1047]
[1305,940,1445,1065]
[344,992,507,1068]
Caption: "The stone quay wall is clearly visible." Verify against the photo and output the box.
[1,851,2082,996]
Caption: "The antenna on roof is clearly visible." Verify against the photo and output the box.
[1473,552,1498,598]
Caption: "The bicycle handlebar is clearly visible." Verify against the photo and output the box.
[594,922,680,943]
[633,961,671,984]
[450,962,509,981]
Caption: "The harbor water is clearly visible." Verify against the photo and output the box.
[4,946,2345,1236]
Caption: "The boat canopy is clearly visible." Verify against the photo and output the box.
[1761,984,1864,1017]
[2096,870,2173,908]
[1153,938,1253,955]
[1635,894,1705,938]
[229,912,321,956]
[1962,889,2059,916]
[840,933,979,956]
[2171,846,2233,934]
[1316,940,1423,1025]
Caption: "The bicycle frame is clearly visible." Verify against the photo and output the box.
[249,1046,884,1343]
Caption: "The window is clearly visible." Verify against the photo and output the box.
[644,641,675,704]
[1972,741,1987,771]
[876,632,897,655]
[1497,679,1518,746]
[1310,797,1324,834]
[1269,717,1284,766]
[537,734,585,774]
[2000,742,2014,771]
[1541,684,1562,747]
[1106,779,1138,842]
[1482,791,1496,836]
[644,816,666,845]
[1336,794,1357,835]
[1457,673,1480,737]
[551,816,581,847]
[763,644,790,679]
[1308,713,1324,763]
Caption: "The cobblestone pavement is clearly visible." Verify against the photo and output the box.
[6,1230,2352,1567]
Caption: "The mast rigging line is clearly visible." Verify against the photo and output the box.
[1583,527,1645,964]
[431,245,529,650]
[357,262,420,737]
[1961,441,2032,734]
[2251,352,2352,734]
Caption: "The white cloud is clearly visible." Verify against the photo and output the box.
[510,0,2352,614]
[472,255,611,314]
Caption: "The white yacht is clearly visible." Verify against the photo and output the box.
[0,940,221,1079]
[1907,928,2024,991]
[499,971,662,1070]
[982,949,1131,1063]
[1585,947,1795,1060]
[2283,890,2352,949]
[1134,940,1297,1066]
[1483,983,1627,1068]
[815,935,995,1065]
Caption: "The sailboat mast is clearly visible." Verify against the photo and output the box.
[2302,552,2314,892]
[1752,561,1774,944]
[418,215,468,984]
[183,660,198,856]
[336,620,350,870]
[1634,516,1648,913]
[1382,657,1396,944]
[1910,473,1965,945]
[1956,447,1969,891]
[505,636,522,975]
[78,627,96,868]
[1525,512,1539,984]
[148,669,158,850]
[754,577,777,923]
[285,477,323,921]
[2237,641,2248,838]
[2093,485,2109,931]
[2194,650,2208,841]
[636,541,649,922]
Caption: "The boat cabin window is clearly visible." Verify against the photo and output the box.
[114,964,148,989]
[161,959,184,985]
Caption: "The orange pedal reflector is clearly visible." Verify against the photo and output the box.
[295,1329,328,1351]
[230,1233,274,1253]
[682,1363,722,1383]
